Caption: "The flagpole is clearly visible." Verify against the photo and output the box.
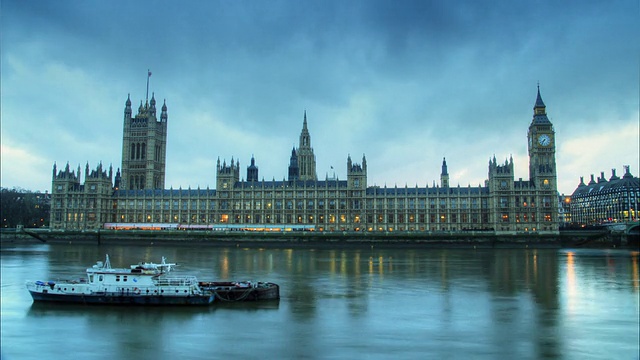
[146,69,151,103]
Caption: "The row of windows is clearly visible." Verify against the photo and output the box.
[574,190,639,198]
[125,175,163,190]
[113,199,492,211]
[54,211,558,230]
[499,213,554,222]
[114,212,493,225]
[52,212,105,223]
[55,207,554,226]
[217,190,400,198]
[571,200,638,210]
[55,196,558,214]
[130,142,146,160]
[130,116,148,127]
[571,208,638,224]
[57,195,560,211]
[572,197,638,207]
[127,142,164,162]
[499,196,552,208]
[113,197,491,207]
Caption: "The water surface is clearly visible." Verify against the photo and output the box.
[1,243,638,359]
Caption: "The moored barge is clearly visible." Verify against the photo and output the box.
[199,281,280,301]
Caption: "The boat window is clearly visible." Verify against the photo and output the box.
[116,275,120,282]
[99,275,103,282]
[89,275,94,283]
[123,276,128,282]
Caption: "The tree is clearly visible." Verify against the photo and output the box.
[0,187,50,228]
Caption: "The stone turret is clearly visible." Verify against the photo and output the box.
[247,156,259,182]
[288,147,299,182]
[347,154,367,189]
[217,157,240,190]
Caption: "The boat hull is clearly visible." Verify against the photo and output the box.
[29,291,214,306]
[199,282,280,302]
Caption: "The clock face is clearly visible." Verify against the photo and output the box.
[538,134,551,146]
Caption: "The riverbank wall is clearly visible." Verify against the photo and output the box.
[2,228,636,249]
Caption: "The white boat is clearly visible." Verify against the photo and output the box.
[26,255,214,305]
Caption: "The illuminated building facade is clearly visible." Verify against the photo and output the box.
[49,88,560,234]
[570,166,639,225]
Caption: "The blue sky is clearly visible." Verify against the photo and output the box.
[1,0,638,195]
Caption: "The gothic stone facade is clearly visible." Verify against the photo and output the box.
[50,89,559,234]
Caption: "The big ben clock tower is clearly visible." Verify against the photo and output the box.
[528,86,557,188]
[527,86,559,233]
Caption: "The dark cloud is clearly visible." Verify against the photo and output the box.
[1,0,638,193]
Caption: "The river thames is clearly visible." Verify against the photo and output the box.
[1,243,638,359]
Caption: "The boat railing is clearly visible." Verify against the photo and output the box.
[154,276,198,287]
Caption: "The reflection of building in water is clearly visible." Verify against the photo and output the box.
[49,88,559,234]
[632,254,639,291]
[565,251,577,314]
[570,166,639,225]
[484,249,561,358]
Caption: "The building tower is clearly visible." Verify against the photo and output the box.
[488,156,514,192]
[50,162,114,230]
[526,86,559,232]
[488,155,515,232]
[120,93,168,190]
[297,111,317,181]
[216,158,240,190]
[50,162,81,229]
[527,86,557,189]
[347,154,367,189]
[440,157,449,188]
[247,156,259,182]
[347,154,367,230]
[288,147,299,182]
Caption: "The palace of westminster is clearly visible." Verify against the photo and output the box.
[49,88,562,234]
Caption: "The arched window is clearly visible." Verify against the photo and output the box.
[141,143,146,160]
[130,143,135,159]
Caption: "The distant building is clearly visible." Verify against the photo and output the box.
[558,194,571,227]
[570,166,639,225]
[49,87,559,234]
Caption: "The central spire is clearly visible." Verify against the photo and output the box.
[535,83,546,110]
[296,110,317,181]
[299,110,311,148]
[303,110,308,130]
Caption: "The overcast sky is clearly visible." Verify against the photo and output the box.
[1,1,638,195]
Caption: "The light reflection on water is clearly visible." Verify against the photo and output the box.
[1,243,638,359]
